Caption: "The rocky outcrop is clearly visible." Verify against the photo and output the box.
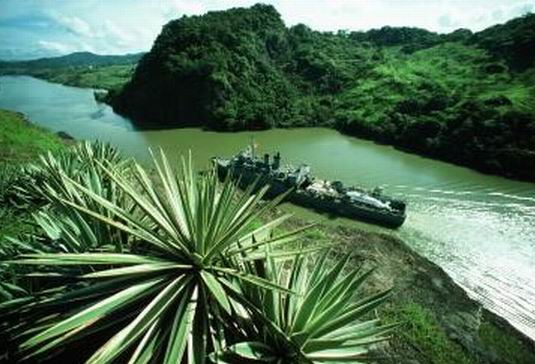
[56,131,74,141]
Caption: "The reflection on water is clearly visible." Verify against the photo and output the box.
[1,76,534,338]
[398,186,535,337]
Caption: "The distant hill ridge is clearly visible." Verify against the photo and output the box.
[0,51,144,69]
[0,51,144,91]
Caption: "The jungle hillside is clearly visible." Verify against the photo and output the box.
[108,4,535,181]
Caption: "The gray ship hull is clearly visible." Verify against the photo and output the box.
[216,161,406,228]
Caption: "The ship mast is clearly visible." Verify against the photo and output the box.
[250,136,257,160]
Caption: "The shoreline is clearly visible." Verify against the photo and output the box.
[107,89,535,183]
[2,108,534,362]
[275,211,535,363]
[2,73,534,184]
[336,127,535,184]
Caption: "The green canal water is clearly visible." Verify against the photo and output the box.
[1,76,534,338]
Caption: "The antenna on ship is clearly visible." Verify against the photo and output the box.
[250,136,258,160]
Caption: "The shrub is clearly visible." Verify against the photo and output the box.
[1,148,392,363]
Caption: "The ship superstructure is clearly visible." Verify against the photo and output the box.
[213,144,407,228]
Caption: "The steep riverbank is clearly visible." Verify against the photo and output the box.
[336,126,535,183]
[276,213,535,364]
[1,80,535,342]
[0,109,66,161]
[1,110,534,363]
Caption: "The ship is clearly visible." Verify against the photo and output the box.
[213,143,407,228]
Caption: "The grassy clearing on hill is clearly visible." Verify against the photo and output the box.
[28,64,135,90]
[0,52,141,91]
[0,109,65,162]
[0,64,134,91]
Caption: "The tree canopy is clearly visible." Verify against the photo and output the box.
[110,4,535,180]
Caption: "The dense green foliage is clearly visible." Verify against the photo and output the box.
[0,111,67,305]
[113,5,295,129]
[471,14,535,71]
[0,52,142,90]
[0,140,391,363]
[111,5,535,180]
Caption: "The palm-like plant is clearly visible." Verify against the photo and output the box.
[3,146,394,364]
[16,141,134,253]
[0,163,20,206]
[7,141,129,211]
[0,142,134,315]
[212,251,396,363]
[5,150,304,363]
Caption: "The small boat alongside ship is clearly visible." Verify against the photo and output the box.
[213,143,407,228]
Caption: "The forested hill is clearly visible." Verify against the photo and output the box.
[111,4,535,180]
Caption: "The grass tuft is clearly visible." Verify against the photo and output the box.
[383,303,473,364]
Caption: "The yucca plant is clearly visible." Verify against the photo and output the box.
[3,147,393,364]
[0,143,133,359]
[3,150,306,363]
[0,162,35,209]
[10,141,129,207]
[0,244,29,303]
[0,163,18,204]
[12,141,135,253]
[211,250,396,363]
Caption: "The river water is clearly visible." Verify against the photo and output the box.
[1,76,534,339]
